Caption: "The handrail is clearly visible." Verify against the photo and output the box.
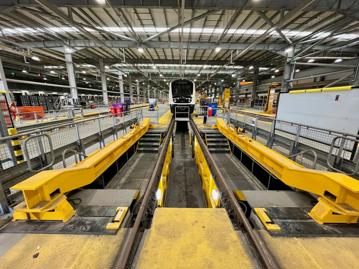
[0,109,141,143]
[289,149,318,169]
[23,133,55,172]
[62,149,87,168]
[327,136,359,175]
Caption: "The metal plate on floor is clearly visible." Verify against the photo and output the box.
[0,216,117,235]
[262,207,359,237]
[0,189,139,235]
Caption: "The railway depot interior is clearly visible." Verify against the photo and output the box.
[1,1,359,268]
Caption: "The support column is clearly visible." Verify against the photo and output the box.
[147,85,150,100]
[281,47,295,93]
[119,73,124,103]
[136,80,140,104]
[0,58,11,104]
[64,47,78,104]
[251,65,259,107]
[129,83,133,104]
[235,81,240,105]
[99,59,108,105]
[354,60,359,87]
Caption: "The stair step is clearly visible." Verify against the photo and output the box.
[141,137,161,142]
[139,142,160,147]
[137,148,159,153]
[206,138,228,142]
[209,148,231,153]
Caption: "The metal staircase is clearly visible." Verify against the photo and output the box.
[137,129,166,153]
[202,129,231,153]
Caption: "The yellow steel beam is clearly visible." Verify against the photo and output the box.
[194,137,220,208]
[11,118,151,222]
[216,118,359,224]
[289,85,352,94]
[156,138,173,207]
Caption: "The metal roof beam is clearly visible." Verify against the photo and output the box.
[143,10,216,43]
[2,0,359,11]
[256,11,292,45]
[18,40,359,53]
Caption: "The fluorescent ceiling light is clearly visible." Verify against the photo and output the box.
[249,65,254,70]
[31,55,40,61]
[138,47,144,53]
[22,69,28,73]
[334,58,343,63]
[274,69,280,73]
[308,59,315,63]
[215,47,221,53]
[271,75,275,79]
[296,69,300,73]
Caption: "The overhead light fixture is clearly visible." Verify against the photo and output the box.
[242,79,246,82]
[221,79,224,82]
[215,47,221,53]
[43,77,47,80]
[164,79,166,82]
[194,79,197,82]
[285,47,293,54]
[249,65,254,70]
[83,78,86,81]
[138,47,144,53]
[50,70,56,74]
[274,69,280,73]
[31,55,40,61]
[105,65,109,69]
[22,69,28,73]
[82,70,86,74]
[62,76,65,80]
[160,74,163,77]
[197,74,200,77]
[271,75,275,79]
[296,69,300,73]
[334,58,343,63]
[231,74,236,77]
[96,0,106,4]
[308,59,315,63]
[152,65,156,69]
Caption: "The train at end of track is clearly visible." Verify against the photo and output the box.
[169,79,196,114]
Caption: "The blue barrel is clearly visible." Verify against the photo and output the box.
[208,103,218,116]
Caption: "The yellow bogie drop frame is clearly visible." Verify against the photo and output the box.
[11,119,151,222]
[216,118,359,224]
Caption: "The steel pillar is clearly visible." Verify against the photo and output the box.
[119,73,124,103]
[129,82,133,104]
[64,48,78,104]
[147,85,150,100]
[136,80,140,104]
[0,58,11,104]
[99,59,108,105]
[251,65,259,107]
[281,47,295,93]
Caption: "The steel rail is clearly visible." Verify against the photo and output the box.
[112,116,175,269]
[189,118,279,269]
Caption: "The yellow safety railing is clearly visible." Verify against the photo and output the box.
[156,137,173,207]
[216,118,359,224]
[194,136,220,208]
[11,118,151,222]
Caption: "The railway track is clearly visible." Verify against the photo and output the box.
[112,116,278,269]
